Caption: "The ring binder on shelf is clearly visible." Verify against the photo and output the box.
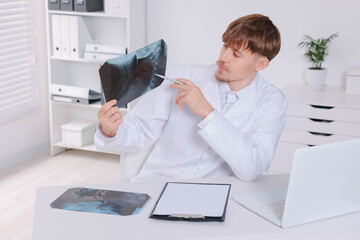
[50,84,101,99]
[51,14,62,57]
[60,15,71,58]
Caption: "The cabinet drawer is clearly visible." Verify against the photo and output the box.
[279,129,357,146]
[270,141,307,174]
[287,103,360,122]
[285,116,360,137]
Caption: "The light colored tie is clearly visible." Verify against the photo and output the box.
[222,92,238,112]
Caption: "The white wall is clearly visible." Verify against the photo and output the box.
[147,0,360,88]
[2,0,359,171]
[0,0,49,171]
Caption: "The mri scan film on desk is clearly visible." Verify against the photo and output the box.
[99,39,167,108]
[51,187,151,216]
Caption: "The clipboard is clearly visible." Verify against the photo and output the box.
[150,182,231,222]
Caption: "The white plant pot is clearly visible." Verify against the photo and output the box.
[305,68,327,90]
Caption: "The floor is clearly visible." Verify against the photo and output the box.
[0,150,121,240]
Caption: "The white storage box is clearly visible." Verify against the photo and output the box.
[104,0,127,16]
[346,66,360,95]
[61,120,98,148]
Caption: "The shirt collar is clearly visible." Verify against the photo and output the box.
[218,80,232,95]
[234,73,259,99]
[218,73,259,98]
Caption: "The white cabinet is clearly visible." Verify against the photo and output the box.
[45,0,146,155]
[270,84,360,174]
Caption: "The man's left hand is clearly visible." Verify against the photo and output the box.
[170,78,214,119]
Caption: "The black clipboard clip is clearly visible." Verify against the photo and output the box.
[170,214,205,220]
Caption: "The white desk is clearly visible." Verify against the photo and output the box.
[33,175,360,240]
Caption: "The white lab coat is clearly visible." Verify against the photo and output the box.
[94,64,287,182]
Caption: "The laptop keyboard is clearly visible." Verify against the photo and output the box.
[259,200,285,220]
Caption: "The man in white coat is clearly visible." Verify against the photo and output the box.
[95,14,287,182]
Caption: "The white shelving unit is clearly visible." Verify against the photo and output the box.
[45,0,146,155]
[270,84,360,174]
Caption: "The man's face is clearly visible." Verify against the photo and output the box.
[215,43,265,88]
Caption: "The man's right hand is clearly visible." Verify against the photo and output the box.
[97,99,123,138]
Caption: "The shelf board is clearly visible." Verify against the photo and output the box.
[54,141,121,155]
[51,101,103,109]
[50,56,104,64]
[48,10,128,19]
[51,101,129,113]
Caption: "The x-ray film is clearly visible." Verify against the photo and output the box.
[99,39,167,107]
[51,187,151,216]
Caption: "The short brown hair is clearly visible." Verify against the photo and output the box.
[222,14,281,61]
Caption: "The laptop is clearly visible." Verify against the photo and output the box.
[232,139,360,228]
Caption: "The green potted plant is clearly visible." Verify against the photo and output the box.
[298,33,338,90]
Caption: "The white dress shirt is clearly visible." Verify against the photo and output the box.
[94,64,287,182]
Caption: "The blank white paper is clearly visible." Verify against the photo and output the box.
[152,183,230,217]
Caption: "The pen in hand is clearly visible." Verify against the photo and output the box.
[155,74,183,85]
